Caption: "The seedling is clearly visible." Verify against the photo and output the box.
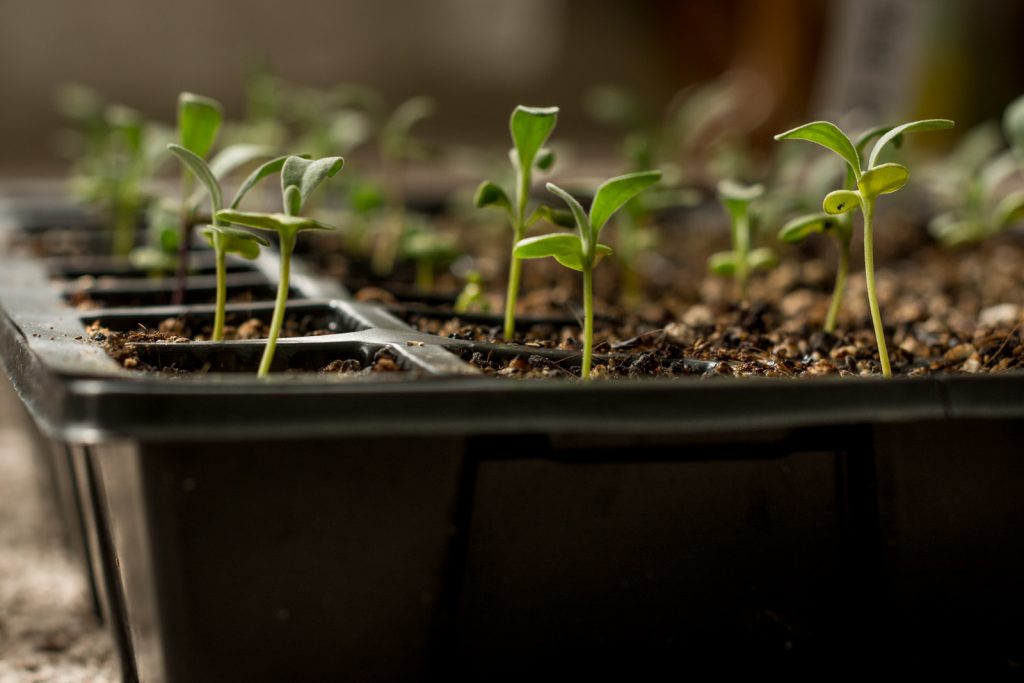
[399,221,460,292]
[476,105,572,340]
[167,144,292,340]
[775,118,954,377]
[218,155,344,377]
[777,125,901,332]
[514,170,661,379]
[708,180,775,301]
[454,270,489,314]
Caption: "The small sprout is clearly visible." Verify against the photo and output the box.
[218,155,344,377]
[775,118,954,377]
[778,212,849,333]
[454,270,489,314]
[167,144,289,341]
[476,105,562,340]
[399,222,460,292]
[709,180,772,301]
[514,170,661,379]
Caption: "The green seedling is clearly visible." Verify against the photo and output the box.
[399,222,460,292]
[167,144,291,340]
[475,105,573,340]
[927,120,1024,246]
[454,270,489,314]
[708,180,775,301]
[514,170,661,379]
[775,118,954,377]
[372,96,437,276]
[776,125,902,333]
[217,155,344,377]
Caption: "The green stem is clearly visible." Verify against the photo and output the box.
[861,199,892,377]
[258,232,294,378]
[503,234,523,340]
[415,259,433,292]
[581,266,594,380]
[212,242,227,342]
[824,235,850,334]
[735,212,750,302]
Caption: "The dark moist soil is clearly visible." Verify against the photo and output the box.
[401,237,1024,379]
[84,318,403,376]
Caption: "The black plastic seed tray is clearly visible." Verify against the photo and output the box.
[2,199,1023,679]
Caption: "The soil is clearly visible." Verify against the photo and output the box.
[84,318,404,376]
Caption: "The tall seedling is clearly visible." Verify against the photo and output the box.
[775,119,953,376]
[475,105,566,340]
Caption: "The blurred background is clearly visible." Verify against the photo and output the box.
[1,0,1023,178]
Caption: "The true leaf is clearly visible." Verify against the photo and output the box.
[708,251,737,275]
[216,209,335,236]
[167,144,223,218]
[510,105,559,171]
[535,148,556,171]
[823,189,862,215]
[867,119,954,168]
[546,182,591,237]
[514,233,586,271]
[473,180,511,213]
[177,92,222,159]
[1003,93,1024,154]
[590,170,662,234]
[778,213,838,243]
[859,163,909,197]
[280,155,344,214]
[229,155,295,210]
[775,121,861,178]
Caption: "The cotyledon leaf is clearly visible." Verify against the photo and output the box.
[858,163,909,198]
[823,189,862,215]
[778,213,839,244]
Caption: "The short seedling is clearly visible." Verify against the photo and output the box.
[514,170,661,379]
[777,125,900,333]
[167,145,295,340]
[454,270,489,314]
[217,155,344,377]
[476,105,572,340]
[775,118,954,377]
[708,180,775,302]
[399,221,460,292]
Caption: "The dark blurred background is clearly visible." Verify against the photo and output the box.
[1,0,1022,176]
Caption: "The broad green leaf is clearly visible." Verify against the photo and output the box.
[545,182,591,238]
[280,155,344,214]
[590,170,662,234]
[514,232,586,271]
[717,179,763,219]
[535,148,556,171]
[528,204,576,229]
[708,251,737,276]
[778,213,838,243]
[510,105,559,171]
[775,121,861,178]
[995,190,1024,229]
[208,144,275,180]
[823,189,862,215]
[867,119,954,168]
[473,180,512,213]
[167,143,223,218]
[747,247,777,271]
[1003,93,1024,154]
[177,92,222,158]
[216,209,335,235]
[229,155,294,210]
[859,163,909,198]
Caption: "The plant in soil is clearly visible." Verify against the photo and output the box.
[475,105,575,340]
[775,118,954,377]
[708,180,775,302]
[217,155,344,377]
[514,170,661,379]
[166,144,296,340]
